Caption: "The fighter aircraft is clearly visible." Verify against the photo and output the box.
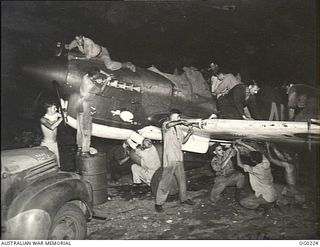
[22,47,320,154]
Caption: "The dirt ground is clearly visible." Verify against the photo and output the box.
[86,164,319,240]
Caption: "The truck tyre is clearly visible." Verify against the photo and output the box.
[49,202,87,240]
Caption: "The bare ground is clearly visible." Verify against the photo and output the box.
[86,165,319,240]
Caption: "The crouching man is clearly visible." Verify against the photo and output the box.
[234,140,276,209]
[130,138,161,187]
[210,143,244,203]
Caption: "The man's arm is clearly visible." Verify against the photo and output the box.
[81,75,96,100]
[65,39,78,50]
[234,145,255,173]
[40,115,63,131]
[118,156,130,166]
[99,70,114,93]
[165,120,189,129]
[266,142,286,168]
[163,119,192,144]
[220,148,235,169]
[134,148,143,158]
[101,54,123,71]
[269,143,286,161]
[66,39,89,61]
[115,146,131,166]
[182,127,193,144]
[99,81,108,94]
[233,146,245,169]
[68,38,94,60]
[235,140,256,151]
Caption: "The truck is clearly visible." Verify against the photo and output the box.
[1,146,93,239]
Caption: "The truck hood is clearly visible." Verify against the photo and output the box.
[1,147,57,174]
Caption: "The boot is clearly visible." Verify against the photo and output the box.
[155,204,164,213]
[80,152,91,158]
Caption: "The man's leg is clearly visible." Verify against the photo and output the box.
[110,160,121,181]
[279,184,306,205]
[280,103,285,121]
[155,166,175,205]
[76,112,83,151]
[240,194,268,210]
[210,176,228,202]
[131,164,143,184]
[234,173,245,188]
[268,102,279,121]
[131,165,154,186]
[99,48,122,71]
[82,102,92,153]
[232,173,245,201]
[210,173,245,202]
[174,162,189,203]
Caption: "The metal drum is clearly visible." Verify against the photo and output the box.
[150,167,179,196]
[77,152,108,205]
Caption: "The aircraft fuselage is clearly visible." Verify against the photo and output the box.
[23,52,216,131]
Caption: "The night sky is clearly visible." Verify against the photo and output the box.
[2,1,319,83]
[1,0,319,143]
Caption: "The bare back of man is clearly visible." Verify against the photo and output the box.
[40,104,63,167]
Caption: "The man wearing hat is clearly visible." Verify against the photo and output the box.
[130,138,161,187]
[126,132,144,150]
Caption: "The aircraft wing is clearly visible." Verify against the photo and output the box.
[138,118,320,153]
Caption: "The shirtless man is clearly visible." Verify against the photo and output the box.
[266,142,305,205]
[65,35,136,72]
[40,103,65,167]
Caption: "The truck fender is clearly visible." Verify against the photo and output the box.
[3,172,93,239]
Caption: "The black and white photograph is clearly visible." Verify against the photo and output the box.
[1,0,319,241]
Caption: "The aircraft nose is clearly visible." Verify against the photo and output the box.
[22,57,69,89]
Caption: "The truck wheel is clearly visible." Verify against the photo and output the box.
[49,203,87,240]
